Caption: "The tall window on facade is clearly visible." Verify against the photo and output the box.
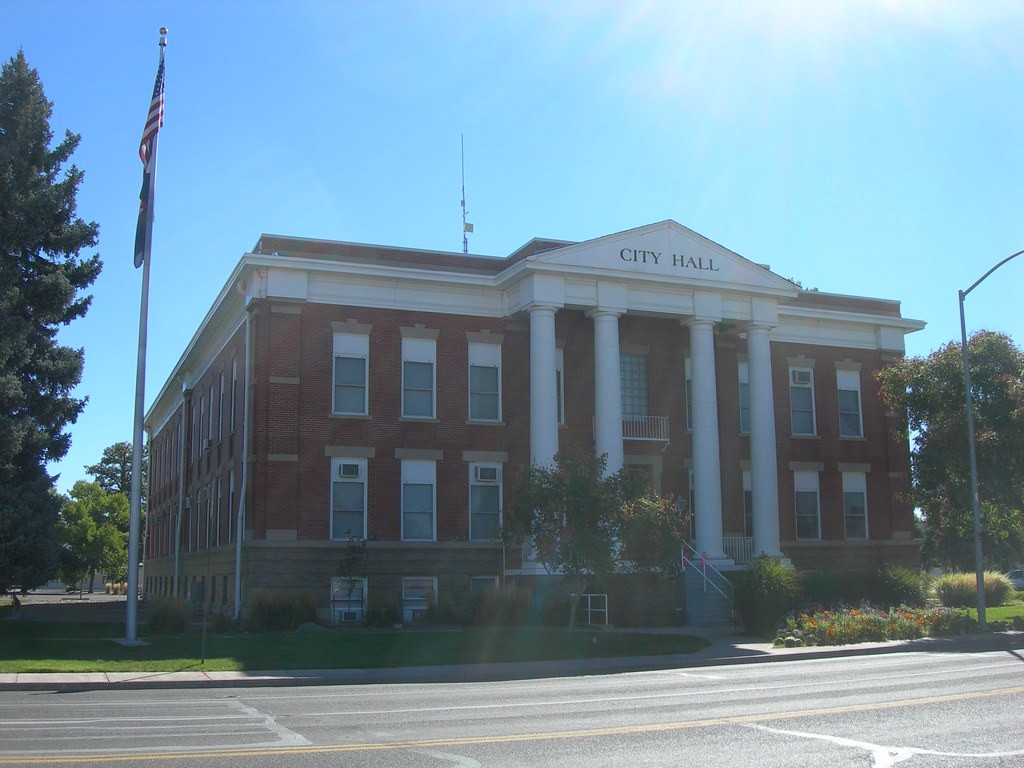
[402,576,436,622]
[836,369,864,438]
[227,469,235,544]
[196,397,204,456]
[230,357,238,433]
[215,476,222,547]
[331,576,366,623]
[555,348,565,424]
[789,367,816,435]
[204,486,212,549]
[402,459,435,540]
[218,373,225,442]
[742,469,753,537]
[331,458,366,539]
[402,338,436,418]
[207,384,214,443]
[738,362,750,434]
[794,470,821,540]
[843,472,868,539]
[620,353,649,418]
[333,332,369,415]
[684,358,693,430]
[469,463,501,540]
[468,342,501,421]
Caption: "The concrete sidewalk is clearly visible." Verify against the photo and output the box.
[2,630,1021,691]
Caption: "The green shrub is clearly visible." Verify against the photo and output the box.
[364,598,401,628]
[936,571,1014,608]
[733,556,801,636]
[800,567,929,608]
[875,567,930,608]
[472,583,534,627]
[245,589,318,632]
[146,597,194,635]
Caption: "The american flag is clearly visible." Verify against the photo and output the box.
[135,46,166,267]
[139,54,165,167]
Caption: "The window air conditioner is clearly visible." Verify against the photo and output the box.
[340,610,359,622]
[340,463,360,479]
[201,438,212,451]
[474,466,498,483]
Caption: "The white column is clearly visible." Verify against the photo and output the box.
[747,323,783,557]
[529,305,559,468]
[688,318,727,560]
[590,310,624,475]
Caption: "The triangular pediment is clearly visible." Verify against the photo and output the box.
[525,220,798,295]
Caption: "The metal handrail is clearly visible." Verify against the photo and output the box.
[681,540,733,604]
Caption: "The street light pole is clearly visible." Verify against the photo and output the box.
[957,247,1024,632]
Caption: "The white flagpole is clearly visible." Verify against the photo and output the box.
[126,28,167,643]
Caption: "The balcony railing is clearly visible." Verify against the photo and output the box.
[621,415,669,441]
[723,536,756,564]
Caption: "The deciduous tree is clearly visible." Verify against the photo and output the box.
[0,51,101,593]
[85,441,147,502]
[57,481,129,592]
[502,451,686,629]
[878,331,1024,569]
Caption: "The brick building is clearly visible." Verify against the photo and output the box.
[142,220,924,624]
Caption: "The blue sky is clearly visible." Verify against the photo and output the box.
[4,1,1024,494]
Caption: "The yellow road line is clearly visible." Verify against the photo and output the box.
[3,685,1023,765]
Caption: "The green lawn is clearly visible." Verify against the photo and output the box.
[0,621,709,674]
[968,597,1024,623]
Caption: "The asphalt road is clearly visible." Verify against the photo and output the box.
[1,647,1022,767]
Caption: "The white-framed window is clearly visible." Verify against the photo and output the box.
[218,373,225,442]
[738,362,750,434]
[331,576,366,624]
[402,576,436,622]
[469,463,502,540]
[789,367,816,436]
[684,358,693,431]
[333,332,369,415]
[197,396,205,454]
[191,493,200,552]
[468,342,501,421]
[742,469,753,537]
[402,337,436,418]
[207,384,214,442]
[555,348,565,425]
[837,369,864,438]
[471,576,499,595]
[620,353,649,417]
[204,485,212,549]
[794,470,821,540]
[331,458,367,540]
[215,476,222,547]
[230,357,238,433]
[401,459,436,541]
[227,469,235,544]
[843,471,868,540]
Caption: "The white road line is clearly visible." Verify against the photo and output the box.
[411,748,483,766]
[748,723,1024,767]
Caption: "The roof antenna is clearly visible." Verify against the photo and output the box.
[461,134,473,253]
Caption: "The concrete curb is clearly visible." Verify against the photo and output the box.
[2,631,1020,692]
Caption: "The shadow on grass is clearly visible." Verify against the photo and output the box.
[0,621,709,674]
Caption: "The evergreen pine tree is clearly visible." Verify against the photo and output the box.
[0,51,101,593]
